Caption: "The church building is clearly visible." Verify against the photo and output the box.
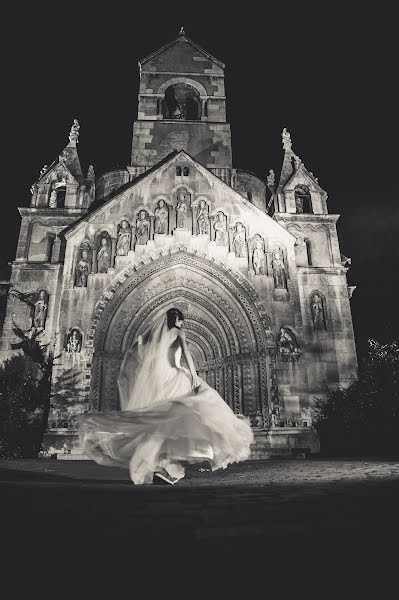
[0,29,357,457]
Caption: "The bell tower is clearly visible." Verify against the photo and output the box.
[129,28,233,183]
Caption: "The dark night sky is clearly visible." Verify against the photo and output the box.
[2,5,398,355]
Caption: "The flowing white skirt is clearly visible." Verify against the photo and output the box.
[78,366,254,484]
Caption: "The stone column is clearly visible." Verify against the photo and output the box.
[149,216,155,240]
[110,237,117,267]
[210,215,216,241]
[168,204,174,235]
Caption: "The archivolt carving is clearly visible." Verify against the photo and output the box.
[87,247,275,415]
[87,246,272,348]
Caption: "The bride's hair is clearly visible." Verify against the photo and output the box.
[166,307,184,329]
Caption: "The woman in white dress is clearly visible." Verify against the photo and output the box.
[78,308,254,485]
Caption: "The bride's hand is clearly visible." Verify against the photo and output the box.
[191,374,201,391]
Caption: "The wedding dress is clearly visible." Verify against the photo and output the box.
[78,314,254,484]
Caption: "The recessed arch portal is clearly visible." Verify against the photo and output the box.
[88,248,276,424]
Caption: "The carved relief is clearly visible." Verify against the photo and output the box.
[250,234,266,275]
[74,244,92,287]
[32,289,48,330]
[271,249,288,289]
[214,211,228,246]
[231,222,246,257]
[277,327,301,361]
[176,190,188,229]
[310,291,327,331]
[96,234,111,273]
[154,199,168,234]
[135,211,150,246]
[116,220,132,255]
[195,199,209,235]
[66,328,82,353]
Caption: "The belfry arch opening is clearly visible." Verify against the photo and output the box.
[162,83,201,120]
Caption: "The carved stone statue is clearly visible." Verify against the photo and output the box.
[49,189,57,208]
[277,327,300,357]
[97,237,111,273]
[75,249,91,287]
[69,119,80,143]
[267,169,275,188]
[214,212,228,246]
[87,165,95,181]
[196,200,209,235]
[33,290,48,330]
[252,235,265,275]
[116,220,132,255]
[135,211,150,245]
[232,222,246,257]
[295,197,304,213]
[39,165,48,179]
[282,127,292,150]
[176,195,188,229]
[154,199,168,234]
[66,329,82,353]
[311,292,326,330]
[272,250,287,289]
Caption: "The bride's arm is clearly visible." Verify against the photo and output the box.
[178,330,201,390]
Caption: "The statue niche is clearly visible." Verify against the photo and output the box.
[231,222,246,258]
[96,233,112,273]
[176,190,189,229]
[32,289,48,330]
[116,220,132,256]
[214,212,228,246]
[154,199,169,234]
[310,291,327,331]
[250,234,266,275]
[135,211,150,245]
[195,199,209,235]
[271,248,288,289]
[277,327,301,361]
[66,328,82,353]
[74,244,92,287]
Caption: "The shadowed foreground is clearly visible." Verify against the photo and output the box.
[1,457,398,584]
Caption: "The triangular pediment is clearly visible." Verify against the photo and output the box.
[283,163,326,194]
[37,159,79,186]
[64,151,295,243]
[140,34,224,69]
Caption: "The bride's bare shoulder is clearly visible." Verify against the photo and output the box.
[176,329,187,342]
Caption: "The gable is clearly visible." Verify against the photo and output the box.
[65,152,295,247]
[140,36,224,74]
[39,160,78,186]
[283,164,325,194]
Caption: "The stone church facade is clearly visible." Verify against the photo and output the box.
[0,30,357,457]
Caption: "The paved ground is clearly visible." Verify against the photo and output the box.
[1,457,399,583]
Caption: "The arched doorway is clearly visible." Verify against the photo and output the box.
[88,250,276,426]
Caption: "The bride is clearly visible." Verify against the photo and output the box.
[78,308,254,484]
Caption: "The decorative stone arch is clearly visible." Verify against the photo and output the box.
[86,246,276,424]
[157,77,208,99]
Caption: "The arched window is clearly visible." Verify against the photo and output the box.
[56,187,66,208]
[163,83,201,120]
[294,185,312,214]
[49,179,67,208]
[305,238,312,266]
[247,190,253,202]
[176,166,182,176]
[183,166,190,176]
